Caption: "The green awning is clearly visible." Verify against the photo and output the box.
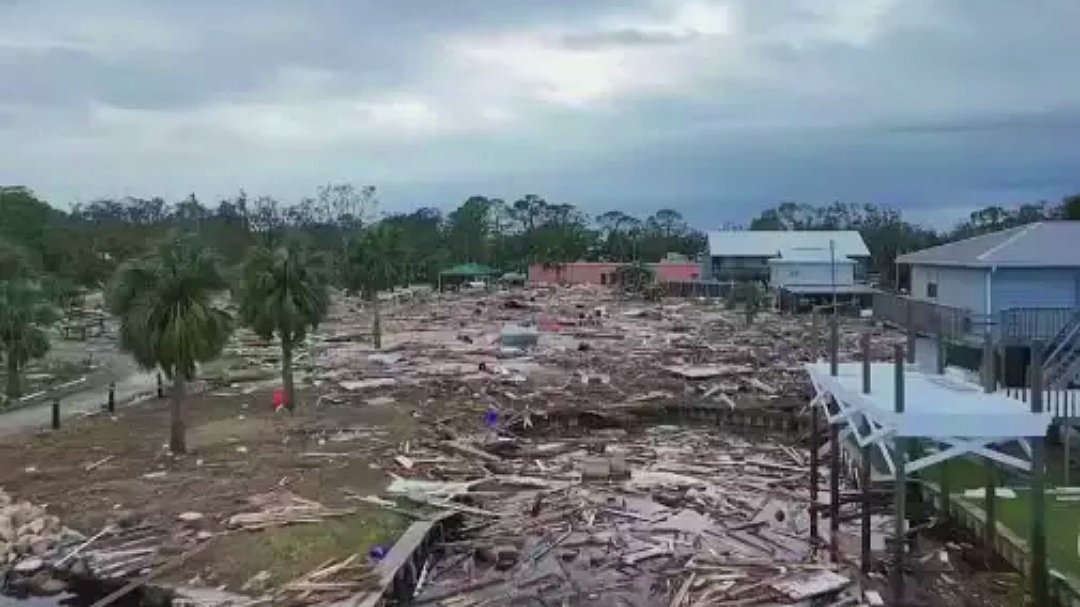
[439,263,500,278]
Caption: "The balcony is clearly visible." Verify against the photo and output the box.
[1000,307,1078,344]
[871,291,975,340]
[709,267,769,282]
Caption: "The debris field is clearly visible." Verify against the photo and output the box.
[0,286,1027,606]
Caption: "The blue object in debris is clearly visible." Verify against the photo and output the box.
[369,546,388,561]
[484,407,499,428]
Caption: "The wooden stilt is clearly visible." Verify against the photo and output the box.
[935,330,946,374]
[904,303,916,364]
[984,463,996,562]
[826,320,840,561]
[829,421,840,561]
[810,405,820,547]
[977,332,997,567]
[861,331,873,574]
[940,456,951,521]
[1064,423,1071,487]
[891,344,907,606]
[1031,342,1048,607]
[829,313,839,377]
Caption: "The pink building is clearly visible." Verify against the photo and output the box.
[527,261,701,285]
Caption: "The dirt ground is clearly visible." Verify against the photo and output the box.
[0,385,419,590]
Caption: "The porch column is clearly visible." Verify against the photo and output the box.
[905,301,916,364]
[981,333,997,565]
[1031,342,1048,607]
[810,395,820,546]
[829,313,841,560]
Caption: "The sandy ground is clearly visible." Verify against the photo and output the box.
[0,385,418,590]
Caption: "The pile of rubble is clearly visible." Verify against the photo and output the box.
[0,487,88,596]
[299,286,901,419]
[0,489,72,563]
[203,285,902,421]
[352,425,869,607]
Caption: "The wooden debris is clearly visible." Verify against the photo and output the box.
[227,490,356,530]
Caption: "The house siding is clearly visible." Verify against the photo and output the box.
[769,262,855,288]
[910,265,987,314]
[710,256,772,283]
[989,268,1080,314]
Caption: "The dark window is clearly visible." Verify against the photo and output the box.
[926,282,938,298]
[601,273,608,285]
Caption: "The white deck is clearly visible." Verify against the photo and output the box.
[806,362,1057,473]
[806,362,1053,439]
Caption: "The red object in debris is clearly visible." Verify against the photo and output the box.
[273,388,288,410]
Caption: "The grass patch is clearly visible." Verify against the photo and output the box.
[192,505,410,587]
[256,509,408,584]
[912,442,1080,577]
[978,489,1080,577]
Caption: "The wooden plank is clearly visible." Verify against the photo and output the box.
[347,512,457,607]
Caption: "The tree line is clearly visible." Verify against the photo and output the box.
[0,186,706,293]
[0,184,703,452]
[746,196,1080,285]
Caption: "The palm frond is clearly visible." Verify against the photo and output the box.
[106,239,233,379]
[0,279,57,367]
[236,241,330,343]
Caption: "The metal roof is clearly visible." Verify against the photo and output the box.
[896,221,1080,268]
[707,230,869,258]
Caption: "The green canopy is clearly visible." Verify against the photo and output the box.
[439,263,500,278]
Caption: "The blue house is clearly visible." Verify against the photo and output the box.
[896,222,1080,324]
[895,221,1080,388]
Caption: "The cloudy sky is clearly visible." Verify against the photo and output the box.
[2,0,1079,228]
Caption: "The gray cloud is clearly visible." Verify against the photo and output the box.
[558,29,698,50]
[1,0,1078,229]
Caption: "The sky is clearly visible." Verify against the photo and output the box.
[2,0,1080,230]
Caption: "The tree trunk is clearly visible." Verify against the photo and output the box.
[169,375,187,454]
[281,335,295,411]
[372,294,382,350]
[5,356,20,399]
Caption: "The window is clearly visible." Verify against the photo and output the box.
[600,273,608,285]
[926,282,938,298]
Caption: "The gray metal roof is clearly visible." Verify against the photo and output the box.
[896,221,1080,268]
[707,230,869,258]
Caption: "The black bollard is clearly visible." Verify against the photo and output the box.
[52,400,60,430]
[157,372,164,398]
[108,382,116,414]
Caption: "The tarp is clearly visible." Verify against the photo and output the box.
[439,263,500,277]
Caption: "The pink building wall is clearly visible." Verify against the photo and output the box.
[527,262,701,285]
[655,261,702,282]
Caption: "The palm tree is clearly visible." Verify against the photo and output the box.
[345,224,403,349]
[0,280,57,399]
[106,239,232,453]
[236,241,330,411]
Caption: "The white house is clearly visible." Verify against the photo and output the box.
[768,247,856,288]
[703,230,870,283]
